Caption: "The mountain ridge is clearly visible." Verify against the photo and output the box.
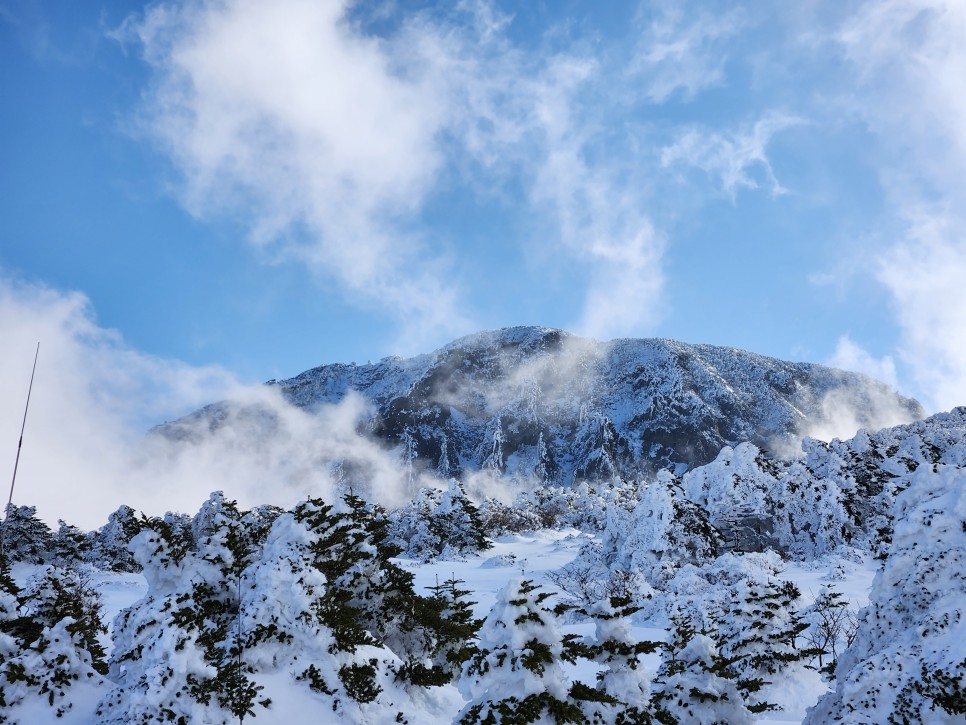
[160,326,924,483]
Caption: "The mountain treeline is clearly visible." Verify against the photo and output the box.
[0,408,964,722]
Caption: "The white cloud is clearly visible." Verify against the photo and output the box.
[629,0,744,103]
[827,335,898,389]
[524,54,666,337]
[837,0,966,171]
[0,275,425,529]
[118,0,673,344]
[118,0,472,351]
[0,275,238,527]
[660,112,803,199]
[877,213,966,412]
[830,0,966,412]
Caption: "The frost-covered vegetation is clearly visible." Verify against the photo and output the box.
[1,408,964,722]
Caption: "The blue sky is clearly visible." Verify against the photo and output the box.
[3,0,966,426]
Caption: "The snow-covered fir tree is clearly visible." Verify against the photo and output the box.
[89,505,144,572]
[51,520,93,566]
[241,497,424,719]
[458,577,584,724]
[313,492,453,687]
[650,613,753,725]
[0,504,53,564]
[96,495,267,723]
[0,617,108,722]
[806,464,966,723]
[431,480,490,560]
[571,595,661,724]
[712,577,822,714]
[17,564,108,674]
[424,576,482,682]
[390,486,445,561]
[0,563,108,722]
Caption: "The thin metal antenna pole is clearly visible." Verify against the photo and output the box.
[1,342,40,558]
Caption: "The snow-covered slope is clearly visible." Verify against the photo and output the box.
[160,326,923,482]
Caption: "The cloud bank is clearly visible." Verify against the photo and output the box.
[0,275,423,529]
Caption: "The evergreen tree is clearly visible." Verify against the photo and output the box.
[390,481,490,562]
[90,505,144,572]
[17,565,108,674]
[573,472,718,603]
[0,563,108,720]
[458,578,585,724]
[430,479,491,560]
[571,596,661,724]
[188,493,266,719]
[0,555,21,664]
[0,617,107,721]
[713,578,820,714]
[424,576,482,681]
[0,504,53,564]
[308,492,451,687]
[650,614,753,725]
[389,487,443,561]
[246,498,405,714]
[98,495,269,723]
[51,519,92,566]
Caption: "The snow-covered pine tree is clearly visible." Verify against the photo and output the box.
[424,576,482,682]
[650,613,753,725]
[571,595,661,724]
[274,495,465,719]
[17,565,108,674]
[0,504,53,563]
[51,519,92,566]
[97,495,268,723]
[431,479,491,560]
[712,577,821,714]
[682,443,778,553]
[0,616,107,722]
[289,496,387,701]
[586,471,719,597]
[187,492,267,720]
[0,564,108,721]
[458,577,584,724]
[478,495,541,536]
[806,464,966,722]
[89,504,144,572]
[320,492,452,688]
[770,459,851,559]
[239,504,284,548]
[389,486,443,561]
[0,555,21,676]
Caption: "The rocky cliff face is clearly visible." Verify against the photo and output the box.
[161,327,924,484]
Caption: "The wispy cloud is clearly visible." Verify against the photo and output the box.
[660,112,803,200]
[0,274,238,526]
[877,212,966,411]
[831,0,966,411]
[115,0,677,345]
[827,335,899,389]
[628,0,744,103]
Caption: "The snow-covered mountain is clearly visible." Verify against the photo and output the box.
[3,336,963,723]
[160,326,923,481]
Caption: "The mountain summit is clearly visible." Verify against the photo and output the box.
[163,327,923,483]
